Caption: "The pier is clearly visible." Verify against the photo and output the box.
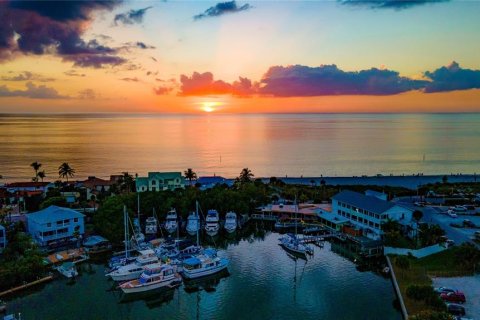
[0,275,54,298]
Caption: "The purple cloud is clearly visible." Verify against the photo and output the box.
[258,64,427,96]
[424,61,480,93]
[194,1,252,20]
[114,6,152,25]
[179,72,255,96]
[339,0,449,10]
[2,71,55,82]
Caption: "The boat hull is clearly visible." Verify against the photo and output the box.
[121,278,180,294]
[279,243,308,258]
[182,263,228,279]
[224,225,236,234]
[110,270,143,282]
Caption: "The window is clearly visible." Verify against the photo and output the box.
[151,180,156,185]
[56,220,63,226]
[74,218,78,223]
[57,228,68,234]
[151,187,156,192]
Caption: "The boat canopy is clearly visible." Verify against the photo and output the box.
[138,249,155,256]
[183,257,201,266]
[61,262,74,269]
[83,235,109,247]
[204,248,217,257]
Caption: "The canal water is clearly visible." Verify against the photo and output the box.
[5,230,401,320]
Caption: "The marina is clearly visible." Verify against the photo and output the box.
[2,230,401,320]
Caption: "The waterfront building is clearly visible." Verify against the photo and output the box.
[259,203,322,223]
[6,182,51,193]
[0,224,6,252]
[136,172,185,192]
[26,205,85,247]
[331,190,413,240]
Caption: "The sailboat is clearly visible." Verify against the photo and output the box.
[132,193,146,247]
[164,209,178,234]
[108,206,137,271]
[279,199,313,258]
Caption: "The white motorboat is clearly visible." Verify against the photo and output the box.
[186,212,200,236]
[145,216,158,235]
[279,233,313,257]
[182,248,228,279]
[164,209,178,234]
[224,211,237,233]
[205,209,220,236]
[119,264,181,294]
[56,262,78,278]
[107,249,159,281]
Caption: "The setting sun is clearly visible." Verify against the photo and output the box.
[201,102,220,113]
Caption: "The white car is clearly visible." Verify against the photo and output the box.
[448,211,458,218]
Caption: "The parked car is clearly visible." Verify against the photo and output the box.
[434,286,458,294]
[445,239,456,248]
[448,211,458,218]
[441,291,466,304]
[414,202,425,207]
[447,303,466,316]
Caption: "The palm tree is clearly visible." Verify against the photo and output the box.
[58,162,75,182]
[37,170,46,182]
[30,161,42,182]
[184,168,197,186]
[118,172,134,194]
[238,168,254,184]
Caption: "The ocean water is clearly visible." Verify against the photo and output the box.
[0,113,479,181]
[5,231,401,320]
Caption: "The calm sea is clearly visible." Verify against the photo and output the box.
[0,113,479,181]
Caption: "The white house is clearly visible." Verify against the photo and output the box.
[332,190,413,240]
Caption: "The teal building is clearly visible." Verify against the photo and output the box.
[136,172,185,192]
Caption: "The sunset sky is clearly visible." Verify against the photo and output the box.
[1,0,480,113]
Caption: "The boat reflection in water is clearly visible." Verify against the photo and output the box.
[119,286,177,309]
[183,269,230,294]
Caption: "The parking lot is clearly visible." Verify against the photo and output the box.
[432,275,480,319]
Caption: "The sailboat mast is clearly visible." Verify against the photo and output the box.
[196,201,199,247]
[124,205,128,260]
[295,196,298,236]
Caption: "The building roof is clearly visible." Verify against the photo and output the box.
[27,205,84,224]
[83,177,114,190]
[317,211,349,224]
[197,176,226,184]
[332,190,395,214]
[365,189,387,198]
[147,172,183,180]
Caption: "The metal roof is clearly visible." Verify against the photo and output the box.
[332,190,395,214]
[27,205,84,224]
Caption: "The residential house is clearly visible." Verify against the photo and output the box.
[331,190,413,240]
[136,172,185,192]
[82,176,115,199]
[0,224,6,252]
[6,182,50,193]
[26,205,85,247]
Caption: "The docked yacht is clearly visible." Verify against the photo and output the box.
[145,216,158,235]
[224,211,237,234]
[56,262,78,278]
[186,212,200,236]
[204,210,220,236]
[182,248,228,279]
[119,264,181,294]
[107,249,159,281]
[164,209,178,234]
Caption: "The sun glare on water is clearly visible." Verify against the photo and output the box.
[201,102,220,113]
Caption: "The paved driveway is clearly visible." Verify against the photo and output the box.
[432,275,480,319]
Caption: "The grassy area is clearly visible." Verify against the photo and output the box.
[390,247,476,316]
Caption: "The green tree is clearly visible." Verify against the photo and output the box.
[30,161,42,182]
[117,172,135,194]
[40,196,67,209]
[236,168,254,186]
[37,170,46,182]
[58,162,75,182]
[184,168,197,186]
[395,255,410,270]
[454,243,480,271]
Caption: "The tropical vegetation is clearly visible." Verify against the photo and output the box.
[58,162,75,181]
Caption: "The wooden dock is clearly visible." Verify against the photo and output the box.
[0,275,54,298]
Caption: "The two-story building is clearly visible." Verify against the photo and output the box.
[26,205,85,247]
[0,224,6,252]
[136,172,185,192]
[332,190,413,240]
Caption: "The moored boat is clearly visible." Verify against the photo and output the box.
[83,235,112,254]
[56,261,78,278]
[145,216,158,235]
[164,209,178,234]
[181,248,228,279]
[279,233,314,257]
[119,264,181,294]
[204,210,220,237]
[224,211,237,234]
[186,212,200,236]
[107,249,159,282]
